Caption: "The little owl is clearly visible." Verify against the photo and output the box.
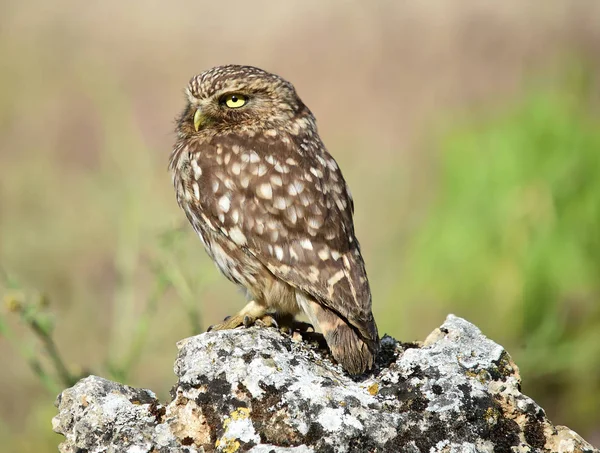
[169,65,379,374]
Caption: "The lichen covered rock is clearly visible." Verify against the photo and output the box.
[53,315,599,452]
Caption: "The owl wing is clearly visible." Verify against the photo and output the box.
[186,133,377,343]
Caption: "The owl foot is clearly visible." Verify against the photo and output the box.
[270,313,314,335]
[292,320,315,333]
[207,315,244,332]
[278,320,315,336]
[252,314,279,328]
[207,313,279,332]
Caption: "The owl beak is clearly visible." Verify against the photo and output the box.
[193,108,205,131]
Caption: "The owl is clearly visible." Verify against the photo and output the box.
[169,65,379,375]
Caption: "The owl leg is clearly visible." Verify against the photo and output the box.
[296,293,376,375]
[207,300,278,331]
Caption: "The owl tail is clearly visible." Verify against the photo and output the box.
[297,294,379,375]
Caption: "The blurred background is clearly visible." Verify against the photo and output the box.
[1,0,599,450]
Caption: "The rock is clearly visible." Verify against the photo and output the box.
[52,315,599,453]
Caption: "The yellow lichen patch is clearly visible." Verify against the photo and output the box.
[476,370,492,384]
[464,369,492,384]
[367,383,379,396]
[230,407,251,420]
[484,406,500,425]
[222,418,231,430]
[215,408,252,452]
[215,438,240,453]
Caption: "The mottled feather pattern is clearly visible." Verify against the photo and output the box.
[170,65,379,374]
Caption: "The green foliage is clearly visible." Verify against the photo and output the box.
[409,69,600,426]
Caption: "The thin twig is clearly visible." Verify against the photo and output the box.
[117,275,171,380]
[27,315,77,388]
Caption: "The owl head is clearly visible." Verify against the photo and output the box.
[178,65,311,137]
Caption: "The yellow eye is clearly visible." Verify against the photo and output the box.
[223,94,247,109]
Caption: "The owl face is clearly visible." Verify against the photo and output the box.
[180,65,305,136]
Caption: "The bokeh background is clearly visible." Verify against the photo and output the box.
[1,1,599,450]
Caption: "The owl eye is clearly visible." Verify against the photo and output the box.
[222,94,248,109]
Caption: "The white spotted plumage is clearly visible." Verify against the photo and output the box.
[170,64,379,375]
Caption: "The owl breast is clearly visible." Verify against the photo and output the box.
[172,143,301,315]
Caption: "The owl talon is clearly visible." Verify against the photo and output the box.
[255,314,278,329]
[276,317,314,335]
[206,314,246,331]
[292,321,314,333]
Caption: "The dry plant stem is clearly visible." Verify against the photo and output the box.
[28,356,60,395]
[1,313,59,394]
[1,270,73,392]
[117,275,171,379]
[27,314,77,388]
[160,257,203,333]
